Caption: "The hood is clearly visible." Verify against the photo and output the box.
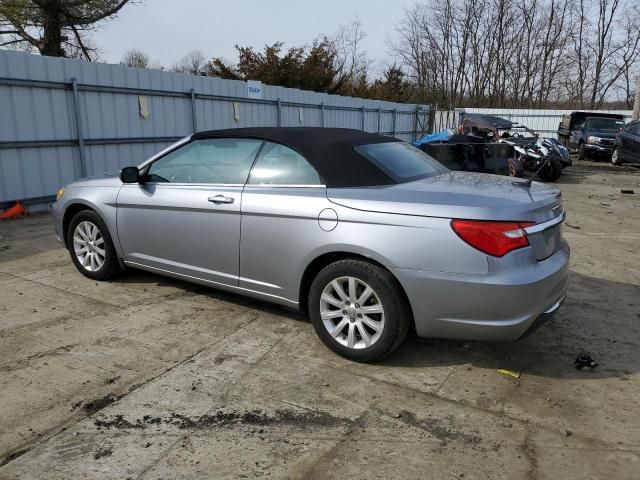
[584,130,617,139]
[68,173,121,188]
[328,172,562,224]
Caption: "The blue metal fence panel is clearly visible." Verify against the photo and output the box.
[0,50,430,205]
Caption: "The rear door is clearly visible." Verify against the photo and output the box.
[117,138,263,285]
[239,141,329,303]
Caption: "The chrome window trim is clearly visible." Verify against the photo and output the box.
[125,182,246,188]
[123,182,326,188]
[524,210,566,234]
[243,184,327,188]
[137,135,192,169]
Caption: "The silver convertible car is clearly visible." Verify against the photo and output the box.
[52,127,569,361]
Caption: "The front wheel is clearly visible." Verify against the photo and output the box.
[537,157,562,182]
[67,210,122,281]
[308,259,411,362]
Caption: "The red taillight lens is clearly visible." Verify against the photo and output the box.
[451,220,535,257]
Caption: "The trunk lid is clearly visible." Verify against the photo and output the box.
[328,171,565,260]
[328,172,563,224]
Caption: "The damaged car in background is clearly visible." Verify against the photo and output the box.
[415,114,571,182]
[52,128,570,362]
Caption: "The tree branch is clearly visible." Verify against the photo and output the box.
[70,24,92,60]
[61,0,132,26]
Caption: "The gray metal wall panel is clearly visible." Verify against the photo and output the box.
[0,50,429,204]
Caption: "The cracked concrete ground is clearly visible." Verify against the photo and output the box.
[1,163,639,479]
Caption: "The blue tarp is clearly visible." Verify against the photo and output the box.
[412,129,454,146]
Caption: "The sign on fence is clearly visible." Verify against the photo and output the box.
[247,80,263,99]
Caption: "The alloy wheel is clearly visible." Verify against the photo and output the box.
[73,221,106,272]
[319,276,385,349]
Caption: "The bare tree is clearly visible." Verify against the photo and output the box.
[330,18,372,93]
[172,50,206,75]
[122,48,149,68]
[392,0,639,108]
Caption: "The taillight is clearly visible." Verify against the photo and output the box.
[451,220,535,257]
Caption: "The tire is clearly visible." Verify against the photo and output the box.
[537,157,562,182]
[578,142,586,160]
[507,158,524,177]
[611,148,623,166]
[308,259,411,362]
[67,210,122,281]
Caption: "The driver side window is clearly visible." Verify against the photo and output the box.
[147,138,263,184]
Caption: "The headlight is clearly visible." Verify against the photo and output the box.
[586,136,601,144]
[55,187,65,201]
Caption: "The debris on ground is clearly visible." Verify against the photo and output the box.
[620,189,635,194]
[497,369,521,379]
[93,447,113,460]
[574,353,598,370]
[566,223,581,229]
[83,393,122,414]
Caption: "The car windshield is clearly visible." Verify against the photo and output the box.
[354,142,448,184]
[583,118,624,131]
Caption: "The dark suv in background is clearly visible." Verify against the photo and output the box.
[557,112,625,160]
[613,120,640,166]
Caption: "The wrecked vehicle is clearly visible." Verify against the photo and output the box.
[413,129,515,177]
[459,114,571,182]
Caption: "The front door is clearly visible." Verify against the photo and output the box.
[117,137,263,286]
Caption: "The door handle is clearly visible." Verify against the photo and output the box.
[208,195,234,204]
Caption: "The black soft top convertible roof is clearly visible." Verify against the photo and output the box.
[191,127,400,188]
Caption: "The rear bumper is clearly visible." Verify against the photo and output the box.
[392,241,570,341]
[518,294,565,338]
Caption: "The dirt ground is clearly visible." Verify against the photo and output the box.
[1,162,639,480]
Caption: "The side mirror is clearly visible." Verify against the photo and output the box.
[120,166,141,183]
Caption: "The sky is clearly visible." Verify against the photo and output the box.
[91,0,415,74]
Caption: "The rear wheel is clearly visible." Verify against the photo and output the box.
[67,210,122,281]
[308,259,410,362]
[538,157,562,182]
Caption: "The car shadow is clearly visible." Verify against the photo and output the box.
[116,268,308,323]
[381,271,639,379]
[118,268,639,380]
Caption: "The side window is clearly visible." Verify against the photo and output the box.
[248,142,322,185]
[147,138,263,184]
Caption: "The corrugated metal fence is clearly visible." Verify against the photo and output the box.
[432,108,633,135]
[0,50,430,206]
